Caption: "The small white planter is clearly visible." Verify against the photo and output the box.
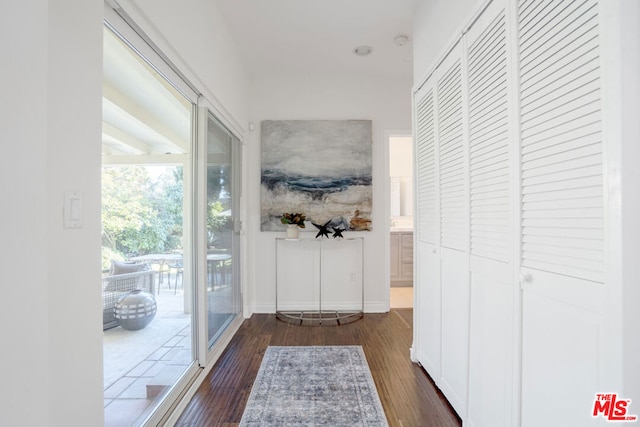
[287,224,300,239]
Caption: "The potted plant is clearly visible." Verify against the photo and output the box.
[281,212,306,239]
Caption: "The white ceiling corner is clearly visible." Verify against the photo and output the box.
[215,0,419,79]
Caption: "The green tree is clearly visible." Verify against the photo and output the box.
[151,167,184,251]
[102,166,184,265]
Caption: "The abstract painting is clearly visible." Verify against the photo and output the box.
[261,120,372,231]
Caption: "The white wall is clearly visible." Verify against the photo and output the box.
[47,1,105,424]
[413,0,480,82]
[247,73,413,313]
[1,3,51,426]
[1,1,105,426]
[1,1,250,425]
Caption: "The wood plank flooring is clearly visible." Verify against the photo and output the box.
[175,309,461,427]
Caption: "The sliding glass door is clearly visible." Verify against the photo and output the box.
[101,19,199,427]
[103,6,243,426]
[199,111,243,352]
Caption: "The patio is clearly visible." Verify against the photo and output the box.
[103,262,237,426]
[103,272,192,427]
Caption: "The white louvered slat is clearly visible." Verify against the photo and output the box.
[519,0,603,284]
[472,188,510,204]
[415,87,438,244]
[521,129,600,158]
[522,163,601,187]
[438,59,465,251]
[471,174,509,191]
[523,196,603,211]
[522,186,601,203]
[522,174,602,196]
[471,159,509,180]
[520,1,597,71]
[522,141,601,171]
[468,11,509,262]
[471,198,510,210]
[522,233,603,251]
[521,43,599,102]
[472,151,509,172]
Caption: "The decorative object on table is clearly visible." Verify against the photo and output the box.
[261,120,373,232]
[281,212,306,239]
[113,289,157,331]
[349,209,372,231]
[239,346,388,426]
[332,227,345,239]
[313,220,332,239]
[286,224,299,239]
[102,261,155,330]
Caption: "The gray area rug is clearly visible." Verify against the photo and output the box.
[240,346,389,426]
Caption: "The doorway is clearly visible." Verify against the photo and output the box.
[101,12,244,425]
[389,135,414,308]
[101,22,197,426]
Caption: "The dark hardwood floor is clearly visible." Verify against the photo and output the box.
[175,309,461,427]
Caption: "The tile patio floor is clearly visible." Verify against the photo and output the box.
[103,273,192,427]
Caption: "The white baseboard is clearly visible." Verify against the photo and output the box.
[364,301,389,312]
[410,345,418,363]
[250,301,390,314]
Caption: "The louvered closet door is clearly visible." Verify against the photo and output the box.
[469,10,510,264]
[518,1,606,426]
[465,2,515,426]
[416,83,438,245]
[436,42,469,417]
[438,54,465,251]
[413,79,441,380]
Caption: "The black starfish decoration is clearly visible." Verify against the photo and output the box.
[332,227,345,239]
[313,220,332,239]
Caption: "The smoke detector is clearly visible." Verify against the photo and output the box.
[353,45,373,56]
[394,35,409,46]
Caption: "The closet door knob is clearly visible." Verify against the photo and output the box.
[519,272,532,284]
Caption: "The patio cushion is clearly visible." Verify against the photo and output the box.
[110,260,148,275]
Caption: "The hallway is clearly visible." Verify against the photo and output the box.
[390,286,414,309]
[176,309,460,427]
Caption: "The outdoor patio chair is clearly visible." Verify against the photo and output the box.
[168,262,183,294]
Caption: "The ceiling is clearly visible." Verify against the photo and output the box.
[102,1,418,161]
[102,27,191,160]
[215,0,419,79]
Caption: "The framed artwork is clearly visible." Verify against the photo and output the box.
[261,120,373,232]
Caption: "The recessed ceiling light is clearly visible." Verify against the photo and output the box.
[354,45,373,56]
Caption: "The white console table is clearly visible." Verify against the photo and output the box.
[275,237,364,324]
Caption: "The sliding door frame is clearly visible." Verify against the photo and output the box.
[195,105,245,367]
[104,3,245,425]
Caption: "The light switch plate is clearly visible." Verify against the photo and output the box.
[64,191,83,229]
